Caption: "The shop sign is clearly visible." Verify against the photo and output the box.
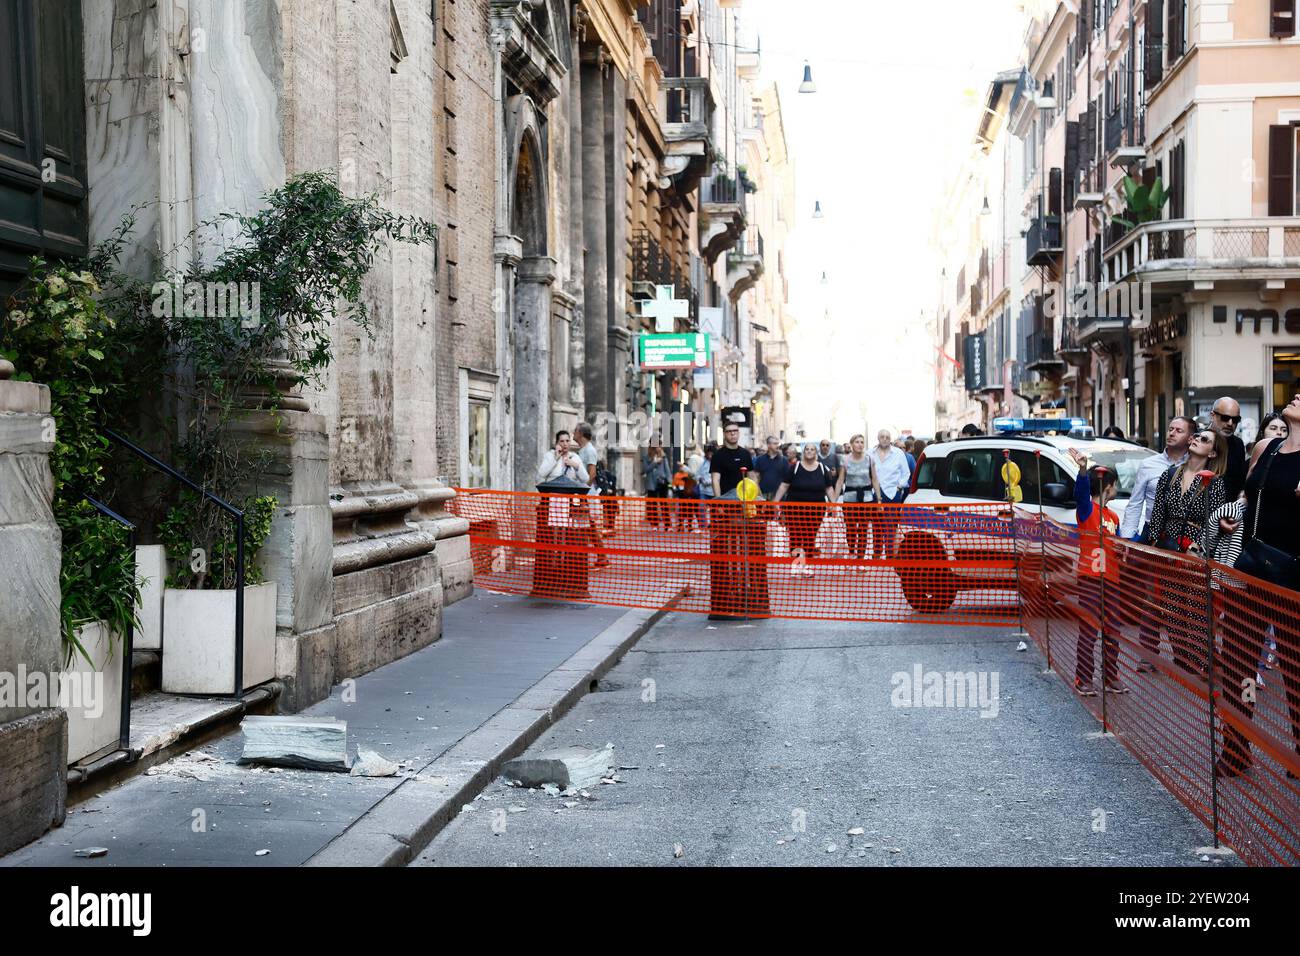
[1139,313,1187,350]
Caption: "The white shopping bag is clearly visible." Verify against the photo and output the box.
[766,519,789,558]
[816,513,848,558]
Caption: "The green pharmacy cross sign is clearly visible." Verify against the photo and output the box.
[638,332,711,370]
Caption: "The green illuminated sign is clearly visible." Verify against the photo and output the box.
[638,333,710,370]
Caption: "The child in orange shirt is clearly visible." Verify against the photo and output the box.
[1066,448,1126,697]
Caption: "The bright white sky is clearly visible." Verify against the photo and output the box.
[743,0,1037,441]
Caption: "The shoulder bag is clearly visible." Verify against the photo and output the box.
[1235,441,1300,591]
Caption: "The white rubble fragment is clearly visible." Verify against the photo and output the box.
[350,749,401,778]
[673,843,684,859]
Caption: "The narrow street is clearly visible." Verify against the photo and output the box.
[415,613,1218,866]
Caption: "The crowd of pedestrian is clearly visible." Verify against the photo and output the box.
[1079,393,1300,779]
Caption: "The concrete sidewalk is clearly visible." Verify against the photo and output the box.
[2,591,665,867]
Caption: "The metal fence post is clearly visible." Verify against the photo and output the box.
[1199,473,1221,849]
[1035,450,1053,672]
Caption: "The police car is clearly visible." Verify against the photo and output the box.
[892,418,1153,612]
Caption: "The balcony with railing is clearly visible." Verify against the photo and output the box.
[662,75,713,147]
[1103,217,1300,286]
[1104,101,1145,163]
[726,227,764,301]
[632,228,699,329]
[660,75,714,196]
[700,171,746,263]
[1023,328,1065,372]
[1026,214,1063,266]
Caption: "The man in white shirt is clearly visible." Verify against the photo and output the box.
[573,422,608,567]
[873,429,911,502]
[1120,416,1194,540]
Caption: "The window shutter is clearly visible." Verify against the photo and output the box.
[1272,0,1296,38]
[1049,167,1063,217]
[1268,125,1295,216]
[1065,121,1080,208]
[1169,142,1186,219]
[1146,0,1165,87]
[1167,0,1184,62]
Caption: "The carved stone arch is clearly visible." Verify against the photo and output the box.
[506,95,548,257]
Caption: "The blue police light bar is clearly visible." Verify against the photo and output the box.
[991,417,1088,434]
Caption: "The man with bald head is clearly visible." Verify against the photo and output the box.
[1210,396,1249,500]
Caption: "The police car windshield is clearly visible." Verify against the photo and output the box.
[1081,443,1152,497]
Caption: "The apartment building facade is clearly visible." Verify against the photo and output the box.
[978,0,1300,445]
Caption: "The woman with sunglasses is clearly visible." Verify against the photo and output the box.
[1146,428,1229,675]
[1214,394,1300,778]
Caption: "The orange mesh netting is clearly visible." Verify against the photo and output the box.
[451,489,1300,865]
[1017,510,1300,867]
[451,490,1021,626]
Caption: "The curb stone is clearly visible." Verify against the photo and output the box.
[305,584,688,867]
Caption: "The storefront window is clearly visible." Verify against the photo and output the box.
[1274,348,1300,411]
[466,400,491,488]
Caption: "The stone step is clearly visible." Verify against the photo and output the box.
[67,683,281,805]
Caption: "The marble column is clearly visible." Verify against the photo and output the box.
[580,53,609,418]
[513,256,558,488]
[567,21,586,411]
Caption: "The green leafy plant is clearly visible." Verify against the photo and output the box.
[58,501,140,667]
[158,493,276,590]
[1112,175,1170,229]
[1,262,143,661]
[152,171,437,588]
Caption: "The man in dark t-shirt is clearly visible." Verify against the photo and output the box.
[711,422,754,496]
[751,435,788,499]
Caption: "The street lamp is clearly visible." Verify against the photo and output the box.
[813,200,824,219]
[798,61,816,94]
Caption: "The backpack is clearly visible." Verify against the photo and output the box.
[595,464,618,495]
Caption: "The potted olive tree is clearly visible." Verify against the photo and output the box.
[147,172,437,694]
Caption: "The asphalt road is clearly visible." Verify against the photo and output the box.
[413,612,1226,867]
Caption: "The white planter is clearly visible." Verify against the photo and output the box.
[65,621,125,765]
[134,544,166,651]
[161,582,277,695]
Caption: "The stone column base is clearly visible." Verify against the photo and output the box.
[0,709,67,855]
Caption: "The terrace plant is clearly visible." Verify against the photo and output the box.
[1112,175,1170,229]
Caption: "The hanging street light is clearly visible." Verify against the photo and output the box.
[813,200,824,219]
[798,61,816,94]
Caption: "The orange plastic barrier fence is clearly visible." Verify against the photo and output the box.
[451,490,1300,865]
[451,490,1021,626]
[1016,510,1300,867]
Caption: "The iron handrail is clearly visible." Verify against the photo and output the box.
[103,429,247,698]
[81,494,136,753]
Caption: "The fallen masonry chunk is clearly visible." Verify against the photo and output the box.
[502,744,615,790]
[238,716,350,772]
[673,843,685,859]
[73,847,108,858]
[847,827,864,836]
[350,749,401,778]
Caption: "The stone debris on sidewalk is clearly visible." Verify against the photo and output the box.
[502,743,615,791]
[238,716,351,772]
[350,750,401,778]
